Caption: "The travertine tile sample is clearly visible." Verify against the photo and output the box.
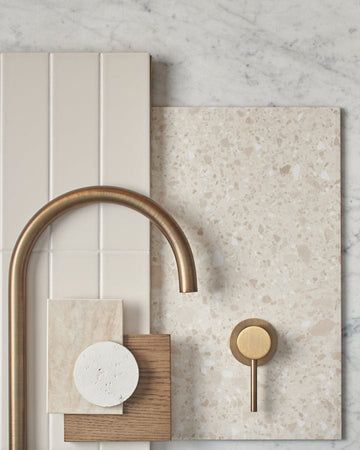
[48,299,124,414]
[151,107,341,439]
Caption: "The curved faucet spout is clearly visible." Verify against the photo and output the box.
[9,185,197,450]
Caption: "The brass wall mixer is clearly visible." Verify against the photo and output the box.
[9,186,197,450]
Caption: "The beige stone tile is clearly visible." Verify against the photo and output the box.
[151,107,341,439]
[48,299,124,414]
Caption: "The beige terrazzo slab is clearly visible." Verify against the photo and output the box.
[47,299,124,414]
[150,107,341,439]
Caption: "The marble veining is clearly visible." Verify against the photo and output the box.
[151,107,341,439]
[0,1,359,448]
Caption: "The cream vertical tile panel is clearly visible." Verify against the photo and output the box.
[27,252,49,450]
[0,251,50,450]
[49,53,101,449]
[1,53,49,251]
[49,252,99,450]
[0,59,6,450]
[0,53,49,450]
[50,53,99,250]
[100,252,150,335]
[100,53,150,251]
[100,52,150,450]
[0,52,151,450]
[49,253,99,299]
[0,252,9,450]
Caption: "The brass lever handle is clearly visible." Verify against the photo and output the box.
[230,319,277,412]
[251,359,257,412]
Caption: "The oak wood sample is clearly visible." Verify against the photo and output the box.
[64,334,171,441]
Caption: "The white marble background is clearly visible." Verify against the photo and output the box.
[0,1,358,449]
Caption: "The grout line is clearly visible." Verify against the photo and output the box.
[0,56,3,450]
[47,51,53,450]
[0,252,6,450]
[0,249,150,254]
[48,53,54,204]
[99,53,103,306]
[48,53,54,288]
[48,53,54,303]
[0,54,8,442]
[0,53,3,252]
[0,55,4,450]
[99,53,104,251]
[48,54,54,299]
[98,49,103,450]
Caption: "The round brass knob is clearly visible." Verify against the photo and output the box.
[236,326,271,360]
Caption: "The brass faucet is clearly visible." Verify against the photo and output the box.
[9,185,197,450]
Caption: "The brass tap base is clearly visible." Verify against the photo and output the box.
[230,318,277,366]
[230,318,277,412]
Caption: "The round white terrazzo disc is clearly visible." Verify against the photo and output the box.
[73,341,139,407]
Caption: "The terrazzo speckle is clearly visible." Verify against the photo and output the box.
[1,1,359,447]
[151,107,341,439]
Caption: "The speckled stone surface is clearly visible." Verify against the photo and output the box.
[151,107,341,440]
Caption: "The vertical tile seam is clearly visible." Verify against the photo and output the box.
[97,52,103,450]
[147,54,151,197]
[0,253,5,450]
[99,53,103,301]
[0,51,6,450]
[47,51,53,450]
[0,53,3,250]
[48,53,54,204]
[48,52,100,450]
[146,55,151,338]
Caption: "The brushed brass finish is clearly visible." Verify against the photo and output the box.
[9,186,197,450]
[250,359,257,412]
[230,318,277,366]
[236,326,271,360]
[230,319,277,412]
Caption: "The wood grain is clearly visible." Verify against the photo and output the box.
[64,334,171,441]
